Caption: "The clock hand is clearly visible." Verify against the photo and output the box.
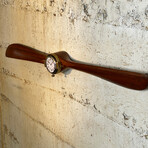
[6,44,148,90]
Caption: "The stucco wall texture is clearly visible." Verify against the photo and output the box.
[0,0,148,148]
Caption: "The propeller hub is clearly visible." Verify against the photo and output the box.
[45,54,61,74]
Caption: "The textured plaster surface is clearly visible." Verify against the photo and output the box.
[0,0,148,148]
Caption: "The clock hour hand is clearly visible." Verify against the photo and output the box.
[6,44,148,90]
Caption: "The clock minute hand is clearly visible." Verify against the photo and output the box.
[6,44,148,90]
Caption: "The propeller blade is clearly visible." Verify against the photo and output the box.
[6,44,48,64]
[6,44,148,90]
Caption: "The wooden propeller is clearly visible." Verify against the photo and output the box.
[6,43,148,90]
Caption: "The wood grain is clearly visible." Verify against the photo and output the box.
[6,44,148,90]
[6,44,48,64]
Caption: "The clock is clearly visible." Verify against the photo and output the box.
[6,44,148,90]
[45,54,61,74]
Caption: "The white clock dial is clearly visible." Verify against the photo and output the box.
[46,57,56,73]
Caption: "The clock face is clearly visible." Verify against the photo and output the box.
[45,56,56,73]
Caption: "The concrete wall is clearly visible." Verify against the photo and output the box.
[0,0,148,148]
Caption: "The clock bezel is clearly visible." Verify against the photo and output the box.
[45,54,61,74]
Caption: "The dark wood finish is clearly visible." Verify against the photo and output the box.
[55,51,148,90]
[6,44,148,90]
[6,44,48,64]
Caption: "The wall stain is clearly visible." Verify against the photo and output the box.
[83,4,90,17]
[69,94,74,99]
[145,5,148,17]
[0,93,75,148]
[1,0,14,6]
[3,124,19,144]
[1,0,148,147]
[12,84,23,90]
[97,8,108,22]
[0,68,22,81]
[1,68,148,140]
[145,133,148,139]
[9,132,19,144]
[68,9,76,24]
[50,0,55,6]
[1,0,148,31]
[1,94,14,107]
[3,125,8,135]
